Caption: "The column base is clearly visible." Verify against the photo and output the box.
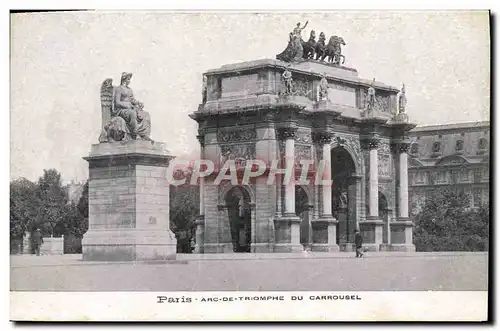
[273,243,304,253]
[359,219,384,247]
[194,215,205,254]
[251,243,274,253]
[389,244,416,252]
[310,244,340,252]
[311,217,339,250]
[340,243,355,252]
[82,229,177,261]
[202,243,234,253]
[362,244,381,252]
[274,215,302,251]
[390,218,414,247]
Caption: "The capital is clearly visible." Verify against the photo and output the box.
[391,142,410,154]
[277,127,298,141]
[196,134,205,147]
[361,138,380,150]
[312,131,333,145]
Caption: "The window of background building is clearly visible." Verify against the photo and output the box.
[455,139,464,152]
[474,169,482,183]
[432,141,441,155]
[450,170,458,184]
[410,142,419,156]
[478,138,488,150]
[459,169,469,182]
[482,167,489,180]
[437,170,447,184]
[414,171,426,185]
[473,188,482,208]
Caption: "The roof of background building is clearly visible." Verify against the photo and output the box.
[410,121,490,133]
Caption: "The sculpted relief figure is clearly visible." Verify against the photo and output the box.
[318,73,328,101]
[99,72,152,143]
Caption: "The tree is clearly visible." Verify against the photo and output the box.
[414,188,489,251]
[170,184,199,253]
[66,181,89,237]
[10,177,39,238]
[34,169,68,237]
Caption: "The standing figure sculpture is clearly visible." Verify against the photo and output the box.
[318,73,329,101]
[99,72,152,142]
[365,78,376,112]
[281,67,293,95]
[276,21,309,62]
[398,84,407,114]
[293,20,309,39]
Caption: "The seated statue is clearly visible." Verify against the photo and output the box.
[99,72,153,143]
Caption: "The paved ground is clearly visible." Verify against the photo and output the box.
[10,252,488,291]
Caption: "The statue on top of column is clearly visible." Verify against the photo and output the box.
[281,66,293,95]
[99,72,153,143]
[318,73,329,101]
[398,83,407,114]
[365,78,376,112]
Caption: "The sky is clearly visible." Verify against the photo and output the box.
[10,11,490,183]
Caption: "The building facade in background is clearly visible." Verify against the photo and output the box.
[63,180,86,204]
[408,121,490,216]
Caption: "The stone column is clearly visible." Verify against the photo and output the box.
[359,138,383,251]
[368,145,379,218]
[390,141,415,252]
[194,134,205,253]
[311,131,339,252]
[273,127,302,252]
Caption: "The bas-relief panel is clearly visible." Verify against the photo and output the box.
[217,128,257,143]
[295,145,312,168]
[221,74,260,98]
[327,82,356,107]
[378,154,391,177]
[363,89,390,112]
[220,144,256,169]
[296,128,312,144]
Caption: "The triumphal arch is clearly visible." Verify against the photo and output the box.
[190,24,415,253]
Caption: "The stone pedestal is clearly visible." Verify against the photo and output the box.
[40,236,64,255]
[310,217,340,252]
[22,232,31,255]
[82,140,177,261]
[194,215,205,253]
[359,219,384,251]
[390,218,415,252]
[273,215,303,252]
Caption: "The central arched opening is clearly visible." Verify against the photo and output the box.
[225,186,251,252]
[331,146,357,249]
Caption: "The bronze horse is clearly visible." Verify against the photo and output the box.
[302,30,316,59]
[325,36,346,64]
[314,32,327,61]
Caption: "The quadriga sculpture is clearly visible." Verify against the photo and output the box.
[98,72,153,143]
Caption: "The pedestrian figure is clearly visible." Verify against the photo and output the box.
[31,228,44,256]
[355,229,363,258]
[190,237,196,253]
